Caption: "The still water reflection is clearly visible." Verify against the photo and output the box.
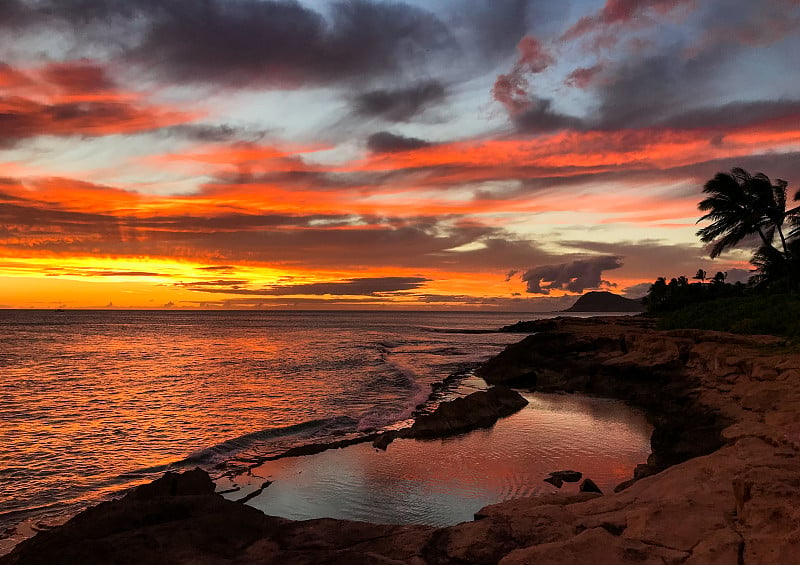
[233,392,653,526]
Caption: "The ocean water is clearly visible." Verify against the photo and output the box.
[0,311,531,528]
[0,309,651,550]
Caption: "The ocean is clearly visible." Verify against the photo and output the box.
[0,310,651,547]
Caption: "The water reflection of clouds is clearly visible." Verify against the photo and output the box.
[243,392,652,526]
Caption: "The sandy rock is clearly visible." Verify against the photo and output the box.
[499,527,688,565]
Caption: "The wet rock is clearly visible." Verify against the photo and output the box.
[125,467,215,500]
[405,386,528,439]
[549,470,582,483]
[543,476,563,488]
[237,480,273,504]
[579,479,602,494]
[500,319,557,333]
[371,431,397,450]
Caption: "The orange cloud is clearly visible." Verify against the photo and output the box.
[0,60,199,146]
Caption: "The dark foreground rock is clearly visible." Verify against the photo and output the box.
[6,318,800,564]
[548,470,582,483]
[579,478,602,494]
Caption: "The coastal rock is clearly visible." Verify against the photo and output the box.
[499,319,557,333]
[8,318,800,564]
[371,430,398,450]
[543,476,563,488]
[549,470,582,482]
[371,387,529,449]
[405,386,528,439]
[125,467,215,500]
[579,479,601,493]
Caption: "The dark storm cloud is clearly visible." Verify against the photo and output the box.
[512,97,584,133]
[621,282,651,299]
[0,0,30,25]
[6,0,455,87]
[182,276,431,296]
[561,240,709,280]
[653,100,800,131]
[353,81,447,122]
[162,124,267,144]
[454,0,532,57]
[693,0,800,48]
[367,132,432,153]
[521,256,623,294]
[593,51,707,130]
[589,24,799,132]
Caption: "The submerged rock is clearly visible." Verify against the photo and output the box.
[549,470,582,483]
[579,478,602,494]
[543,476,563,488]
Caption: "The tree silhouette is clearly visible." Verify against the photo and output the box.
[694,269,707,283]
[696,168,798,260]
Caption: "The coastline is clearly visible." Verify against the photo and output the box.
[5,315,800,563]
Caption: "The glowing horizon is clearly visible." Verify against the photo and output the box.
[2,0,798,309]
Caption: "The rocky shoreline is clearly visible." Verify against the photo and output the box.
[5,316,800,564]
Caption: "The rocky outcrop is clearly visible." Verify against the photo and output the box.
[406,386,528,438]
[373,386,528,449]
[6,318,800,564]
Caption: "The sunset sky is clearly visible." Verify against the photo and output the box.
[2,0,799,309]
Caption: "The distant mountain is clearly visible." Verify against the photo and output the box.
[563,291,645,313]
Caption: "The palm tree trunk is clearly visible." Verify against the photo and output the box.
[775,224,797,292]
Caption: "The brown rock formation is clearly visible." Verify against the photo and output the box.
[406,385,528,438]
[5,317,800,564]
[372,385,528,449]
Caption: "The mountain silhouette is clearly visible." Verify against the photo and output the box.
[563,291,645,312]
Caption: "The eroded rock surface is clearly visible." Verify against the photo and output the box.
[5,317,800,564]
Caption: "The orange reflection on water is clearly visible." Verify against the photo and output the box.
[239,392,653,526]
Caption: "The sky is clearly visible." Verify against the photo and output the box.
[1,0,799,310]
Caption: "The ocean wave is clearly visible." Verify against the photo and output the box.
[176,416,361,468]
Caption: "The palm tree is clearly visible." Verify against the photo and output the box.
[696,168,799,260]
